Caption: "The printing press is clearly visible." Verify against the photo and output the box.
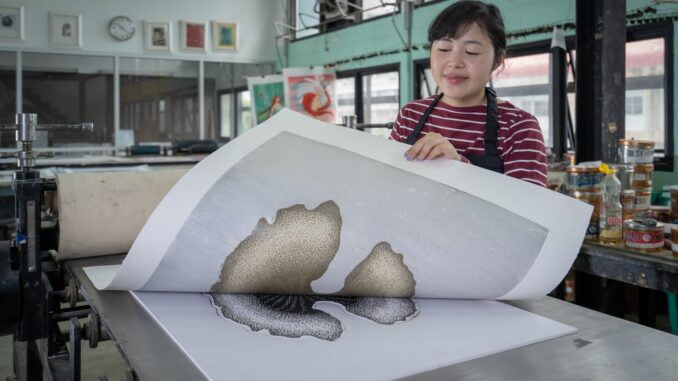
[1,113,677,381]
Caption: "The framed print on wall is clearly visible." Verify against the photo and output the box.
[49,12,82,48]
[144,21,171,53]
[212,21,236,51]
[0,5,24,41]
[180,21,206,52]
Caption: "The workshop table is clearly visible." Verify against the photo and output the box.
[65,255,678,381]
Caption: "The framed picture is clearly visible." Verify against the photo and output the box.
[212,21,237,51]
[49,12,82,48]
[180,21,206,52]
[144,21,171,53]
[0,5,24,41]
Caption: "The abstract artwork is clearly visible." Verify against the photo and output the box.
[247,75,285,127]
[181,21,206,52]
[212,21,236,50]
[283,67,336,123]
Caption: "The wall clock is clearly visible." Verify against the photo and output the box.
[109,16,135,41]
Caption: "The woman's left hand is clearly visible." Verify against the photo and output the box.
[405,133,460,161]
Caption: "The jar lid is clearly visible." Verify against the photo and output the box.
[633,163,654,169]
[569,190,602,198]
[566,165,598,173]
[621,189,635,196]
[619,139,655,148]
[623,218,664,230]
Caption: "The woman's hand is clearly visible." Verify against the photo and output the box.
[405,133,461,161]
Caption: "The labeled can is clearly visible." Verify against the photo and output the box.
[566,166,598,191]
[623,220,664,252]
[671,226,678,257]
[671,186,678,220]
[633,187,652,213]
[632,163,654,188]
[612,164,634,190]
[570,191,602,241]
[650,205,671,223]
[619,139,655,164]
[620,189,635,221]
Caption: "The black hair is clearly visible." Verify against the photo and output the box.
[428,1,507,68]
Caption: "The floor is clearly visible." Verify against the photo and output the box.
[1,323,128,381]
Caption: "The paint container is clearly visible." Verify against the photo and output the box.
[620,189,636,222]
[564,152,576,167]
[623,219,664,253]
[671,186,678,221]
[632,163,654,189]
[671,227,678,257]
[612,164,634,191]
[570,190,602,241]
[650,205,671,223]
[619,139,655,164]
[633,187,652,215]
[566,166,598,191]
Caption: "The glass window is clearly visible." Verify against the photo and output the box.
[120,57,199,143]
[237,90,251,136]
[335,76,356,123]
[362,70,399,138]
[0,51,16,148]
[418,67,436,99]
[220,92,233,139]
[22,53,115,151]
[624,37,664,149]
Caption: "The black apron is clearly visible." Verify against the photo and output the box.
[404,87,504,173]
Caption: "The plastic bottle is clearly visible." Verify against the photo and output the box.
[598,163,623,245]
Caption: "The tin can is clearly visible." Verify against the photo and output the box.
[633,187,652,214]
[570,191,602,241]
[611,164,634,190]
[620,189,635,221]
[671,186,678,220]
[650,205,671,223]
[566,166,598,191]
[632,163,653,189]
[623,220,664,252]
[619,139,655,164]
[671,226,678,257]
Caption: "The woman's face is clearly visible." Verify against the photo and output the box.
[430,22,497,107]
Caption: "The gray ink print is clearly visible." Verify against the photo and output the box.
[208,202,419,340]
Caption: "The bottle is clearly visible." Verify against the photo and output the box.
[599,163,623,246]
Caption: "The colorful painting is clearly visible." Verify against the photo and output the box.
[247,75,284,127]
[212,21,236,50]
[283,67,336,123]
[181,21,205,51]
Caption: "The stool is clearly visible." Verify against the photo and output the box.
[668,292,678,335]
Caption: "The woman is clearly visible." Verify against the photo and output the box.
[391,0,548,187]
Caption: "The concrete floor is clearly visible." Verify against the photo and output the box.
[1,326,128,381]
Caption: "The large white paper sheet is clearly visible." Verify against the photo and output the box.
[131,291,576,381]
[86,108,591,300]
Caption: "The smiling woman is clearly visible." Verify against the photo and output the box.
[390,0,548,188]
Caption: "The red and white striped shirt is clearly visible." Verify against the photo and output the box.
[390,96,548,187]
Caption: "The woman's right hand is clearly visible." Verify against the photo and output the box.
[405,133,461,161]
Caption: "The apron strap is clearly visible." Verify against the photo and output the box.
[484,87,499,157]
[404,93,444,145]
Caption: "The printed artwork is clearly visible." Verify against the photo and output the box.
[247,75,285,127]
[208,201,417,340]
[0,5,22,40]
[212,21,237,50]
[283,68,336,123]
[182,21,205,51]
[49,13,81,48]
[144,22,171,52]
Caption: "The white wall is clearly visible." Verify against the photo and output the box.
[0,0,283,64]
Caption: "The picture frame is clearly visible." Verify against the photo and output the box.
[144,21,172,53]
[0,5,24,41]
[180,21,206,52]
[49,12,82,48]
[212,21,237,51]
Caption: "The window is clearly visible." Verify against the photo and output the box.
[0,51,16,148]
[625,95,643,115]
[23,53,115,150]
[237,90,252,136]
[337,65,399,138]
[120,58,199,143]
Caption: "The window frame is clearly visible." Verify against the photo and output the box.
[217,86,250,138]
[336,63,400,124]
